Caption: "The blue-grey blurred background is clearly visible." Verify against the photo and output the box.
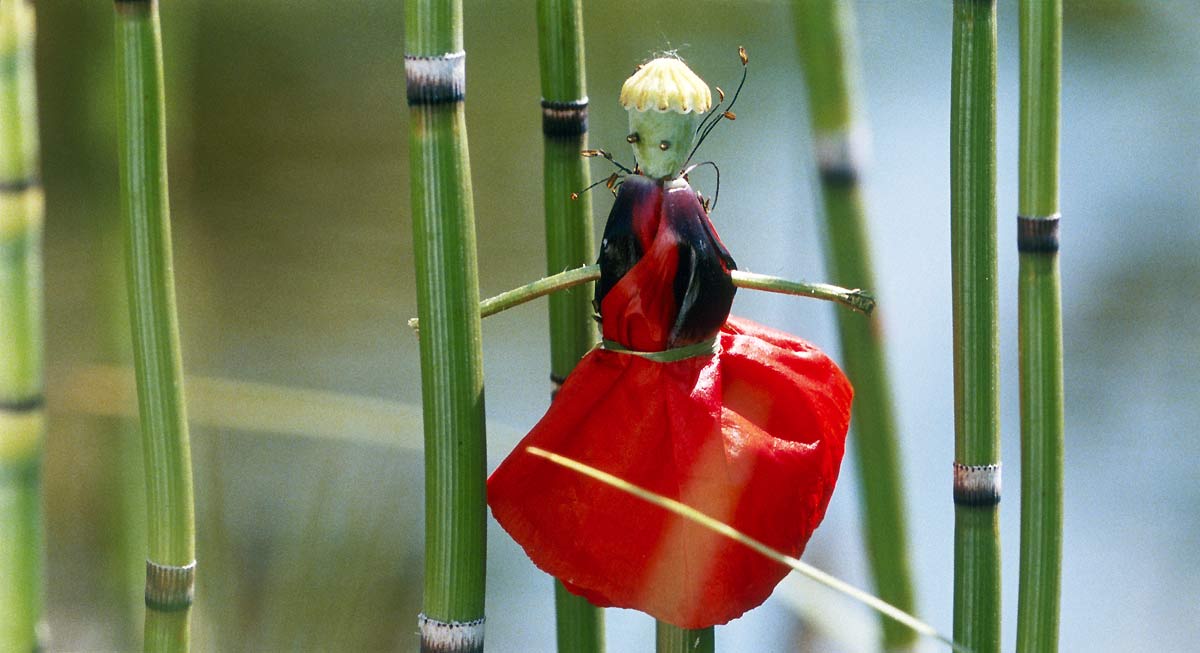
[34,1,1198,650]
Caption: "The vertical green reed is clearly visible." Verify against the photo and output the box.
[1017,0,1063,651]
[535,1,605,650]
[950,2,1001,652]
[0,1,44,649]
[405,1,487,651]
[114,1,197,650]
[656,622,713,653]
[793,2,918,649]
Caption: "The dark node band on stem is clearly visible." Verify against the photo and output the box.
[549,373,567,402]
[0,395,45,413]
[144,559,196,612]
[113,0,155,15]
[418,613,485,653]
[0,456,40,485]
[1016,213,1060,254]
[541,98,588,138]
[0,177,41,194]
[405,52,466,106]
[952,462,1001,506]
[815,130,864,189]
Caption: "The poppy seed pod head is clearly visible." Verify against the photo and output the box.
[620,57,711,179]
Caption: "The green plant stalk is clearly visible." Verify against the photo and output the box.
[951,1,1001,652]
[1017,0,1063,651]
[535,1,604,648]
[408,266,872,332]
[114,1,197,650]
[656,623,713,653]
[406,1,487,650]
[0,2,44,649]
[793,1,918,648]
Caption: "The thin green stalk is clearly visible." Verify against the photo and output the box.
[0,2,44,649]
[408,265,870,331]
[114,1,196,651]
[793,2,918,648]
[535,2,603,645]
[405,1,487,651]
[950,1,1001,652]
[1017,0,1064,651]
[656,623,713,653]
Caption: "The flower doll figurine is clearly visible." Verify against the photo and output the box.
[487,54,854,628]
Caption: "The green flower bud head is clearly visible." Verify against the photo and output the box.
[620,57,712,179]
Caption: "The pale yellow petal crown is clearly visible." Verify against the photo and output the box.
[619,57,711,114]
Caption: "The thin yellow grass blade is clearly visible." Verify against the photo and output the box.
[525,446,969,653]
[51,364,426,450]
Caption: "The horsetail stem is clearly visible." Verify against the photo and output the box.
[0,1,45,649]
[950,1,1002,651]
[114,0,197,650]
[405,1,488,651]
[793,2,919,649]
[535,1,605,647]
[656,623,713,653]
[1016,1,1064,650]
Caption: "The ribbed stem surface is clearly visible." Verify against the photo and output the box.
[793,2,918,648]
[114,1,197,650]
[655,623,713,653]
[536,1,604,647]
[1017,1,1064,651]
[0,1,44,648]
[950,1,1001,652]
[406,1,488,649]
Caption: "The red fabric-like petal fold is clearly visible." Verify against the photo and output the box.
[487,316,851,628]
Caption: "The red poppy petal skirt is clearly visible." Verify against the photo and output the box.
[487,316,852,628]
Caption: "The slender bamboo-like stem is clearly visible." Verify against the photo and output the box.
[793,2,918,649]
[656,623,713,653]
[535,2,604,645]
[114,1,197,650]
[1017,1,1063,651]
[0,2,44,649]
[950,2,1001,652]
[405,1,487,651]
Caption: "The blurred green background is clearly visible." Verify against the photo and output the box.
[29,1,1198,651]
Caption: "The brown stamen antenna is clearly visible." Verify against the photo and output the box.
[685,47,750,169]
[572,171,624,201]
[581,148,633,174]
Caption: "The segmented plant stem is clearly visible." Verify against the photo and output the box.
[950,1,1001,652]
[406,1,488,651]
[793,1,918,648]
[535,0,605,647]
[114,1,197,650]
[656,623,713,653]
[1017,0,1064,651]
[0,1,45,649]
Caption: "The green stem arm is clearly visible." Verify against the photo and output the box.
[408,266,872,332]
[951,1,1001,652]
[1017,0,1064,651]
[114,1,197,651]
[730,270,874,315]
[0,2,45,650]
